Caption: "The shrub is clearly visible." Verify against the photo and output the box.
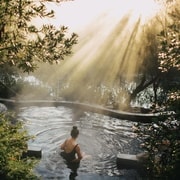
[135,115,180,179]
[0,112,39,179]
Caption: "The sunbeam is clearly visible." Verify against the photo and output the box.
[30,0,162,107]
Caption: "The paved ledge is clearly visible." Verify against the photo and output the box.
[0,99,173,122]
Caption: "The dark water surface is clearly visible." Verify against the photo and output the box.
[18,106,142,180]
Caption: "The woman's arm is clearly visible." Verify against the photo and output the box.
[72,145,83,162]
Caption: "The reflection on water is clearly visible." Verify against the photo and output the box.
[18,106,141,179]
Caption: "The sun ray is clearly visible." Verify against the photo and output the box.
[31,0,162,105]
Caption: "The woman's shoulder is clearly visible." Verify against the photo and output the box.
[65,138,72,143]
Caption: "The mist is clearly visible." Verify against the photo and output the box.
[19,0,163,109]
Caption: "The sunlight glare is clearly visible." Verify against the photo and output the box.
[44,0,160,31]
[33,0,162,107]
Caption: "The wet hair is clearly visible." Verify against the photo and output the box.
[71,126,79,138]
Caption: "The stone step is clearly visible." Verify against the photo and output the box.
[116,152,148,169]
[23,145,42,158]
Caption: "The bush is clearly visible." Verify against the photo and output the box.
[135,115,180,179]
[0,112,39,179]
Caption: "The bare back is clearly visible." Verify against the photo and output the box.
[60,137,83,162]
[62,138,77,153]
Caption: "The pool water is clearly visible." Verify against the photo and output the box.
[18,106,142,179]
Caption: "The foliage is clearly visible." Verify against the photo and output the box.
[0,112,39,179]
[156,0,180,104]
[166,90,180,114]
[135,116,180,179]
[157,3,180,73]
[0,0,77,178]
[0,0,78,73]
[124,0,180,107]
[135,0,180,178]
[0,65,21,98]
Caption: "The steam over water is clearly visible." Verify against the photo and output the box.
[27,0,162,108]
[18,106,142,179]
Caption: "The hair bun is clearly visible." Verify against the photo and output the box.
[73,126,77,130]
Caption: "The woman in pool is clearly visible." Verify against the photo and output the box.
[60,126,83,162]
[60,126,83,179]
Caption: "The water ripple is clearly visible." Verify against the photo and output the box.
[18,106,141,179]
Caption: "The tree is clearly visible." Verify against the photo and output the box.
[135,1,180,178]
[129,25,160,104]
[126,0,180,108]
[0,0,77,178]
[0,0,78,73]
[157,0,180,92]
[0,64,21,98]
